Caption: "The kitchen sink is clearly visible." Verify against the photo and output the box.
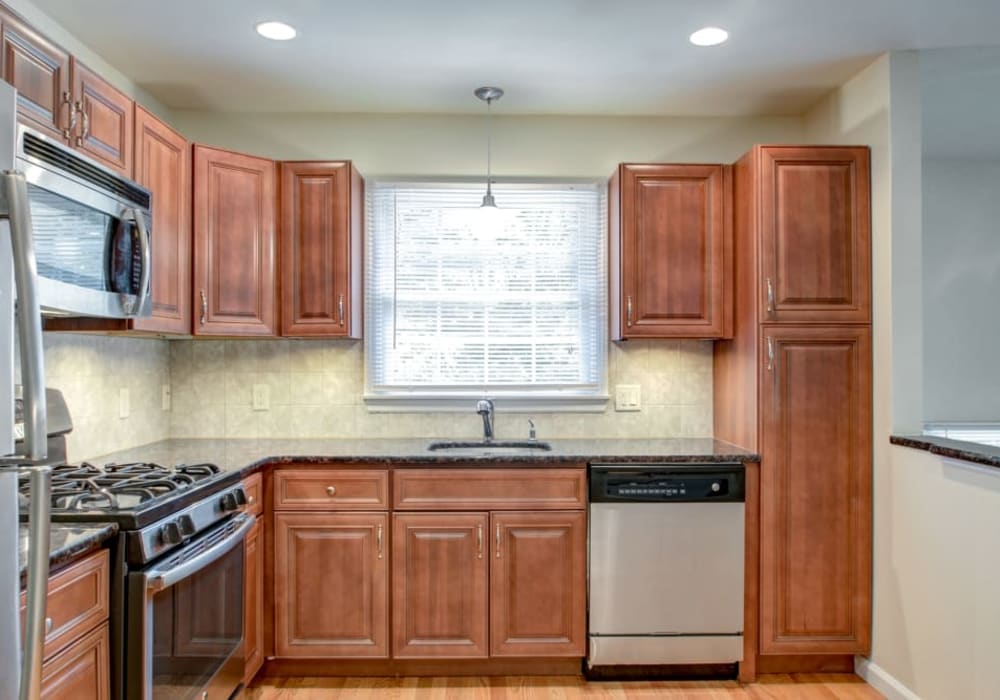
[427,440,552,451]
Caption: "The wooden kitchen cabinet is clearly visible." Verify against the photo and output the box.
[490,511,586,657]
[609,163,731,339]
[274,511,389,658]
[193,144,277,335]
[755,146,870,324]
[758,325,871,655]
[70,60,133,176]
[243,515,264,684]
[279,161,363,337]
[40,623,110,700]
[392,512,489,658]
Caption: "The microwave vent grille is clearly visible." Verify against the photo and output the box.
[22,132,150,210]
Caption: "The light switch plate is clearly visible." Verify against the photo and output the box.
[252,384,270,411]
[614,384,641,411]
[119,388,130,419]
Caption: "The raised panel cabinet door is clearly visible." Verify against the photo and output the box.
[243,516,264,685]
[132,105,191,333]
[274,512,389,658]
[759,325,872,655]
[40,623,110,700]
[0,8,71,141]
[758,146,871,324]
[279,161,362,337]
[70,60,133,176]
[392,512,488,658]
[612,163,730,339]
[490,511,586,657]
[193,144,277,335]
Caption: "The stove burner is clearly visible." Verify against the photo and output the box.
[20,461,223,513]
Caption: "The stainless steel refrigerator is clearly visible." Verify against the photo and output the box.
[0,79,53,700]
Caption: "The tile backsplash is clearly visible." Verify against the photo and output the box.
[33,334,713,459]
[168,339,713,441]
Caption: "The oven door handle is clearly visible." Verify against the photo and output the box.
[145,513,253,592]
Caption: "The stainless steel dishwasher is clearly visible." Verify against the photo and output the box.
[588,463,745,668]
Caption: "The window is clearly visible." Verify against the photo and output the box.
[365,181,607,410]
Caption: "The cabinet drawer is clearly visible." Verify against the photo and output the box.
[273,469,389,510]
[243,472,263,517]
[393,469,587,510]
[21,549,109,662]
[40,622,110,700]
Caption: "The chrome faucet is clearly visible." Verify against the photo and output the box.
[476,399,495,442]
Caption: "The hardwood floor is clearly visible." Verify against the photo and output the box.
[246,674,884,699]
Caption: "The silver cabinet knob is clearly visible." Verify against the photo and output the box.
[326,486,336,496]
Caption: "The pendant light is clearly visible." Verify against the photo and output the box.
[474,86,503,208]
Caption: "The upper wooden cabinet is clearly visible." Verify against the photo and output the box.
[750,146,871,324]
[132,106,191,333]
[609,163,731,340]
[0,6,134,177]
[193,144,277,336]
[279,161,363,338]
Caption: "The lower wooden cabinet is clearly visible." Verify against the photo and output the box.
[41,623,110,700]
[490,511,586,657]
[243,515,264,685]
[274,512,389,657]
[392,513,489,658]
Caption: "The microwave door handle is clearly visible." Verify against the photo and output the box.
[145,513,254,593]
[131,208,151,316]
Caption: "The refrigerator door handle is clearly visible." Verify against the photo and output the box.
[1,169,51,700]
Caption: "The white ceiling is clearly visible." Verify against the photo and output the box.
[27,0,1000,116]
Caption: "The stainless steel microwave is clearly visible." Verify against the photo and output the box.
[15,123,152,318]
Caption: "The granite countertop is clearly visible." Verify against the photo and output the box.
[891,434,1000,470]
[19,522,118,585]
[86,437,759,477]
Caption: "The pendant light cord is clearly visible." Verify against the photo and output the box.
[486,96,493,197]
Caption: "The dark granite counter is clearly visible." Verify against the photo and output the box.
[891,434,1000,470]
[19,522,118,585]
[86,438,758,478]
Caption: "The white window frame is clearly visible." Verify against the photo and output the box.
[364,178,608,412]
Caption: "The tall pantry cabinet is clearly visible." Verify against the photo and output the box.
[714,146,872,671]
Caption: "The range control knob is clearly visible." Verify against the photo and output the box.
[160,521,182,545]
[220,491,239,512]
[177,514,196,537]
[711,482,722,493]
[233,487,248,507]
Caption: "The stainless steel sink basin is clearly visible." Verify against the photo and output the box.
[427,440,552,451]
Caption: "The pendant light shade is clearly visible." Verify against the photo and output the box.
[475,86,503,208]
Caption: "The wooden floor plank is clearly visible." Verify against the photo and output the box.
[246,674,883,699]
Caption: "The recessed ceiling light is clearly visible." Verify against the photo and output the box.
[689,26,729,47]
[255,21,297,41]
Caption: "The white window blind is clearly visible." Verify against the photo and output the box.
[365,181,607,409]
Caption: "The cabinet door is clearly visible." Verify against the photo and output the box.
[70,60,133,176]
[243,516,264,684]
[759,325,871,655]
[133,105,191,333]
[613,163,730,339]
[392,513,488,658]
[490,511,586,657]
[274,512,388,658]
[758,147,870,324]
[0,8,70,142]
[40,623,110,700]
[279,161,362,337]
[193,145,277,335]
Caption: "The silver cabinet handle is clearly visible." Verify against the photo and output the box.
[60,91,76,139]
[766,336,774,371]
[199,290,207,326]
[495,523,502,559]
[338,294,345,327]
[766,277,775,317]
[44,617,53,634]
[376,524,383,560]
[476,524,483,560]
[73,100,89,146]
[247,495,256,506]
[326,486,336,496]
[626,295,633,327]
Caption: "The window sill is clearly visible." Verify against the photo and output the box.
[363,393,610,413]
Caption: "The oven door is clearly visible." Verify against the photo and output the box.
[126,513,253,700]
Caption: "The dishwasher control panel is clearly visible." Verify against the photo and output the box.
[589,464,745,503]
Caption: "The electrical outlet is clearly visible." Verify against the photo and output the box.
[161,384,171,411]
[614,384,641,412]
[118,388,130,419]
[252,384,270,411]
